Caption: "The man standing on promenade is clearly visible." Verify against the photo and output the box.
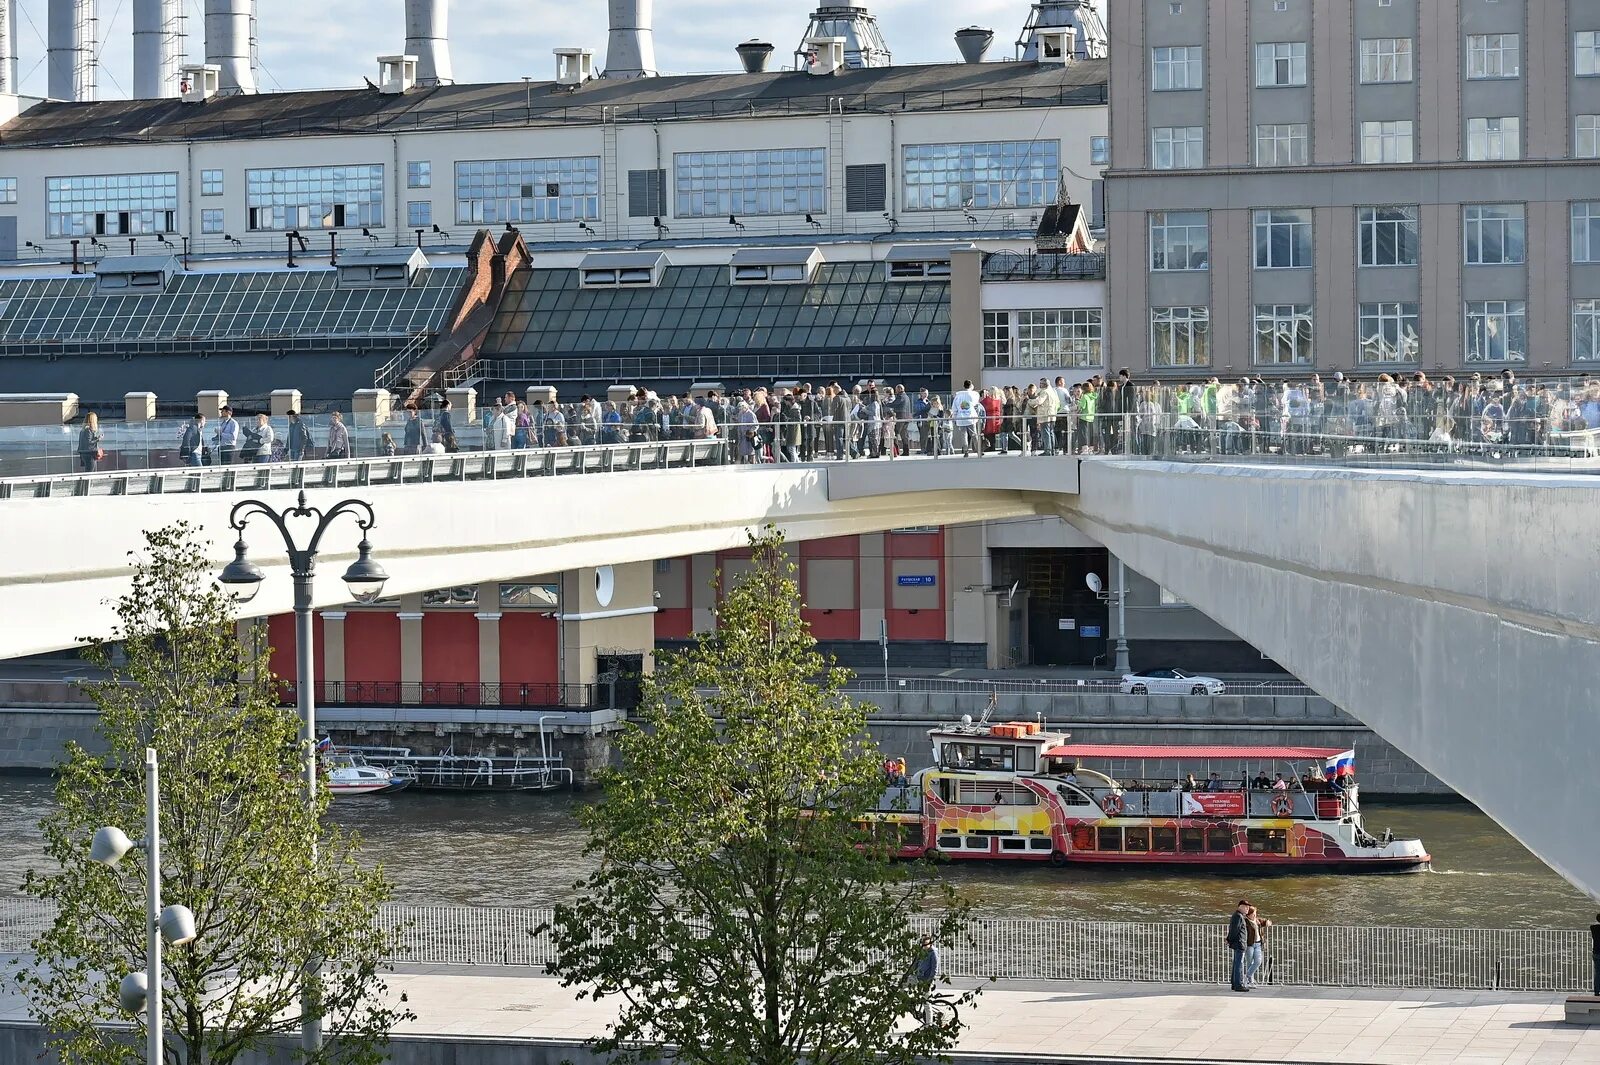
[911,935,940,1024]
[1227,900,1251,992]
[1591,912,1600,995]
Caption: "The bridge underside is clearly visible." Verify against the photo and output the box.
[1058,460,1600,899]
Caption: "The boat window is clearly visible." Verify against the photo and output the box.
[964,837,988,850]
[1096,827,1122,852]
[1206,826,1235,853]
[937,779,956,803]
[1071,825,1096,851]
[1029,837,1053,850]
[1247,829,1288,854]
[1124,827,1151,852]
[1180,827,1205,853]
[1152,827,1178,852]
[943,742,1017,771]
[1015,746,1036,772]
[1001,838,1027,851]
[937,834,961,849]
[1056,785,1093,806]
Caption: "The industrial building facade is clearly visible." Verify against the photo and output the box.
[1105,0,1600,377]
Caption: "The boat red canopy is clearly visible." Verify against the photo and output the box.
[1044,744,1350,761]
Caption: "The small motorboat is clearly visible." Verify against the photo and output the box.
[321,752,410,797]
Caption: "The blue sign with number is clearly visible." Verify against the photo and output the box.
[897,575,936,587]
[1080,625,1103,638]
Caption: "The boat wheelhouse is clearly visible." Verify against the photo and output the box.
[872,718,1429,873]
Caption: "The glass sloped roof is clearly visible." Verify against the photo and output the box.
[0,267,465,344]
[481,261,950,358]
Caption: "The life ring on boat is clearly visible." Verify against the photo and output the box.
[1049,849,1070,867]
[1270,793,1294,817]
[1101,793,1125,817]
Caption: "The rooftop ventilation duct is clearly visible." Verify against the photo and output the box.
[405,0,453,86]
[204,0,256,94]
[603,0,656,79]
[47,0,97,101]
[736,39,774,74]
[133,0,185,99]
[955,26,993,64]
[1017,0,1108,62]
[0,1,16,94]
[797,4,890,70]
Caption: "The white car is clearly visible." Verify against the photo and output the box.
[1119,668,1226,696]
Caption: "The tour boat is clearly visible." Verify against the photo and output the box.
[321,752,411,797]
[869,716,1430,873]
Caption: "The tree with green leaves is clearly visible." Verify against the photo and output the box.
[15,522,410,1065]
[544,529,977,1065]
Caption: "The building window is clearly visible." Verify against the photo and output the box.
[1253,209,1312,269]
[628,168,667,217]
[1463,204,1525,265]
[902,141,1059,211]
[407,161,432,189]
[407,200,432,227]
[1360,120,1414,163]
[1149,211,1209,271]
[1579,31,1600,77]
[245,165,384,231]
[0,177,15,204]
[1158,586,1187,607]
[1151,126,1204,169]
[46,173,179,238]
[1573,300,1600,362]
[1576,116,1600,159]
[1358,302,1421,363]
[1151,306,1211,367]
[1090,136,1110,166]
[982,311,1012,367]
[1152,45,1203,91]
[1573,203,1600,263]
[456,157,601,224]
[1466,33,1520,79]
[1254,304,1314,365]
[1254,124,1308,166]
[1464,301,1527,362]
[200,169,223,196]
[1015,309,1104,368]
[1359,38,1413,83]
[1466,117,1521,161]
[1358,206,1419,267]
[1255,42,1307,87]
[676,148,825,218]
[199,208,223,234]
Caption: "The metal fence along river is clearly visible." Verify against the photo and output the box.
[0,898,1586,992]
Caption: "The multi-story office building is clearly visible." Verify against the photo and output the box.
[1105,0,1600,378]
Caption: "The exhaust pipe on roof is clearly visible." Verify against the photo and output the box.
[204,0,255,94]
[0,0,15,94]
[955,26,993,64]
[604,0,657,79]
[406,0,453,86]
[736,39,774,74]
[133,0,185,99]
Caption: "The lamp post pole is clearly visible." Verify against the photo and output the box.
[144,748,163,1065]
[219,491,387,1055]
[1113,557,1131,675]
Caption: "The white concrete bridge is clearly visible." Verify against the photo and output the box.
[2,444,1598,898]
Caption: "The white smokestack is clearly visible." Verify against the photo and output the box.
[47,0,96,101]
[604,0,656,79]
[133,0,184,99]
[0,0,15,94]
[204,0,255,94]
[405,0,453,86]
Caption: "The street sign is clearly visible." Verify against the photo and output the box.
[1057,618,1076,630]
[896,575,936,586]
[1080,625,1103,638]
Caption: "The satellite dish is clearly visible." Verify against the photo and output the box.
[960,714,973,726]
[1085,572,1103,594]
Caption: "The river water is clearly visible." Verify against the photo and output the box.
[0,778,1590,929]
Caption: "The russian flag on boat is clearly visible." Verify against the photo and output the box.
[1323,749,1355,780]
[315,736,334,753]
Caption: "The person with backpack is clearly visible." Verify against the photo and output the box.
[910,935,940,1025]
[437,398,458,452]
[1226,900,1251,992]
[178,413,206,467]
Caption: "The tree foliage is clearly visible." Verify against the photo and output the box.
[15,522,409,1065]
[544,529,976,1065]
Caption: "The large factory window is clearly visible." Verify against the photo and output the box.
[674,149,826,218]
[47,173,179,238]
[455,157,601,225]
[245,165,385,231]
[901,140,1059,212]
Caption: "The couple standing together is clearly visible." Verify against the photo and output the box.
[1226,900,1272,991]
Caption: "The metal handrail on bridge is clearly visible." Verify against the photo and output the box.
[0,438,729,500]
[844,676,1315,697]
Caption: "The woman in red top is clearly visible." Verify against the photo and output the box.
[980,388,1004,453]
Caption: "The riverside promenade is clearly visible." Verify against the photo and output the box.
[5,962,1594,1064]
